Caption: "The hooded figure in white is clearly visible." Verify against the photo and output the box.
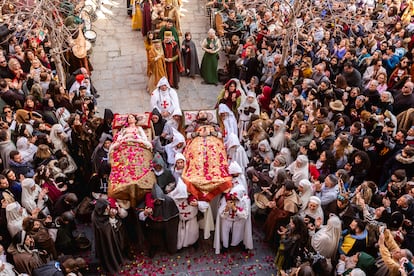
[162,108,183,142]
[21,178,49,216]
[257,139,274,162]
[298,179,313,213]
[218,104,238,142]
[238,91,260,141]
[228,161,247,190]
[6,202,29,238]
[301,196,324,223]
[287,154,309,187]
[225,133,249,172]
[169,178,208,250]
[172,152,185,182]
[150,77,181,119]
[165,128,186,167]
[213,183,253,254]
[311,214,341,259]
[269,155,287,178]
[269,119,286,152]
[16,137,37,164]
[50,124,69,152]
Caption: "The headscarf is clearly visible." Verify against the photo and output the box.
[280,147,293,166]
[165,128,186,165]
[156,76,171,89]
[298,179,313,212]
[287,155,309,187]
[218,104,238,140]
[151,108,166,136]
[258,86,272,112]
[225,133,249,170]
[92,198,110,228]
[6,201,28,238]
[228,161,243,175]
[257,139,274,161]
[50,124,69,152]
[238,91,260,117]
[269,119,286,152]
[16,137,37,163]
[146,184,179,221]
[269,155,286,178]
[303,196,324,222]
[311,215,342,259]
[175,152,186,163]
[21,178,42,213]
[168,177,188,200]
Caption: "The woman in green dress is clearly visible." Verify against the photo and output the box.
[200,28,222,85]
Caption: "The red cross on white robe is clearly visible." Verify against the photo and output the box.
[161,100,169,109]
[178,201,188,210]
[180,211,192,218]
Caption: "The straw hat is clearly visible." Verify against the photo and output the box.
[329,100,345,112]
[254,192,270,209]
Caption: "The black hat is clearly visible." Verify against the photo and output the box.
[79,85,87,90]
[387,211,404,230]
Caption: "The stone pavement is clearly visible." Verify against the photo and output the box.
[90,0,221,114]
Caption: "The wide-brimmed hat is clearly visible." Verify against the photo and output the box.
[254,192,270,209]
[329,100,345,112]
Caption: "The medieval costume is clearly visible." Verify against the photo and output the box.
[218,103,238,142]
[6,201,29,238]
[131,0,143,30]
[213,184,253,254]
[263,182,300,243]
[7,231,46,275]
[21,178,49,217]
[92,199,127,274]
[141,0,155,36]
[164,128,186,167]
[138,184,179,257]
[163,31,182,89]
[181,32,200,78]
[150,77,181,119]
[237,91,260,141]
[168,178,201,250]
[200,30,222,85]
[152,152,176,194]
[216,79,242,118]
[225,133,249,172]
[148,40,168,93]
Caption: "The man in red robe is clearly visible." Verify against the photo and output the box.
[162,31,183,89]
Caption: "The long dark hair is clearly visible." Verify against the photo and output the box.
[289,215,309,245]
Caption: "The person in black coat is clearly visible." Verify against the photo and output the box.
[92,198,127,274]
[181,32,200,79]
[137,184,179,257]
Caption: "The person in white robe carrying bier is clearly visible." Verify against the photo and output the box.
[214,183,253,254]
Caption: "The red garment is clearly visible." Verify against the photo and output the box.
[258,86,272,112]
[41,181,62,203]
[163,40,182,88]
